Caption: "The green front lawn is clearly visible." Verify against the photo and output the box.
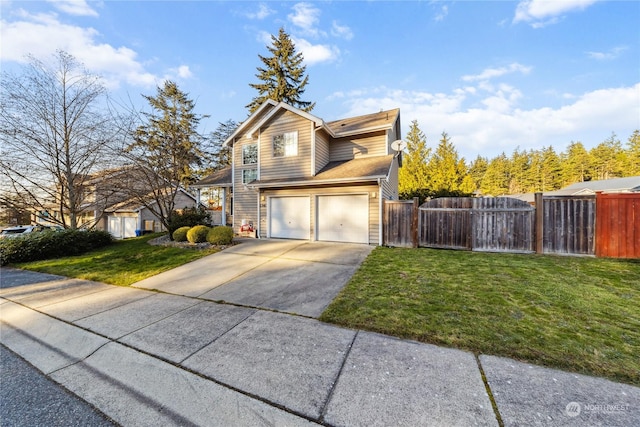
[15,233,218,286]
[320,247,640,386]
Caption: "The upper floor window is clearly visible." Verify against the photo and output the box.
[243,143,257,164]
[242,168,257,184]
[273,131,298,157]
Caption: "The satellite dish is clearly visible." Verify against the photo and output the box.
[390,139,407,152]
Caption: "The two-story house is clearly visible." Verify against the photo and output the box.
[223,100,401,245]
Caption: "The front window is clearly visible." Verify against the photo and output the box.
[273,131,298,157]
[243,143,257,164]
[243,169,257,184]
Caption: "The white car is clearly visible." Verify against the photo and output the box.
[0,225,60,238]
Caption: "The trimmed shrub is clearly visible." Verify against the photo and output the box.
[0,229,113,266]
[167,206,210,240]
[172,226,191,242]
[207,226,234,246]
[187,225,210,243]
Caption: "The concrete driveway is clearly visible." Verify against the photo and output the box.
[133,238,373,317]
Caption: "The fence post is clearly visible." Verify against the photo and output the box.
[382,198,387,246]
[412,197,419,248]
[535,192,543,254]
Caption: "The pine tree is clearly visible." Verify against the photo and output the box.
[428,132,472,194]
[560,141,591,185]
[247,27,315,113]
[469,156,488,192]
[481,153,511,196]
[590,133,624,180]
[202,119,237,174]
[398,120,431,194]
[625,130,640,175]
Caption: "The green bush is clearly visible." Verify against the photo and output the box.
[167,206,210,240]
[207,226,234,246]
[0,229,113,266]
[187,225,210,243]
[172,226,191,242]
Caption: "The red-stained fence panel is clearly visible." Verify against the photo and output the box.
[595,193,640,258]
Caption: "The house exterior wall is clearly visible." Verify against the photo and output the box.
[258,184,380,244]
[315,129,330,174]
[259,110,313,180]
[381,157,400,200]
[329,131,388,161]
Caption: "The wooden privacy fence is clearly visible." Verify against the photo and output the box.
[382,193,639,258]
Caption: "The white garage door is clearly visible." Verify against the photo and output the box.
[317,194,369,244]
[108,216,137,239]
[269,196,310,239]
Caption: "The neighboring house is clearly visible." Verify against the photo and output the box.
[221,100,401,244]
[192,166,233,226]
[33,167,198,238]
[511,176,640,204]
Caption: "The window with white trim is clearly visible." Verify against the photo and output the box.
[273,131,298,157]
[242,143,257,165]
[242,169,257,184]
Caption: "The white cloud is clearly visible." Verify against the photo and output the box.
[434,5,449,22]
[169,65,192,79]
[586,46,627,60]
[331,21,353,40]
[288,2,323,37]
[514,0,599,27]
[294,37,339,65]
[333,82,640,160]
[462,63,532,82]
[0,10,169,88]
[245,3,273,20]
[46,0,98,17]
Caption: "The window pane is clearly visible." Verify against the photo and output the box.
[273,132,297,157]
[243,169,257,184]
[243,144,257,164]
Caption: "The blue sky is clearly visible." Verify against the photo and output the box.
[2,0,639,160]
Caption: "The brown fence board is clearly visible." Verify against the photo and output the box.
[471,197,535,253]
[383,199,417,247]
[542,196,595,255]
[419,198,472,250]
[596,193,640,258]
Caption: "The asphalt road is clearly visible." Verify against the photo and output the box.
[0,343,117,427]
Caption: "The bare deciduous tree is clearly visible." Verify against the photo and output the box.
[0,51,118,229]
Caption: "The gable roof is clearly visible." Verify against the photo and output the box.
[192,166,232,188]
[325,108,400,138]
[250,154,394,188]
[560,176,640,193]
[224,101,401,146]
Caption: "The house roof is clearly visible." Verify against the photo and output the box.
[325,108,400,137]
[560,176,640,193]
[250,155,395,188]
[192,166,232,188]
[224,100,400,146]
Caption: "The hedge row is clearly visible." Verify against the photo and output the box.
[172,225,234,246]
[0,229,113,266]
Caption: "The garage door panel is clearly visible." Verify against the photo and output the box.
[317,195,369,244]
[270,197,310,240]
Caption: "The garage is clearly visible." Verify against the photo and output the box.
[108,216,137,239]
[317,194,369,244]
[269,196,310,239]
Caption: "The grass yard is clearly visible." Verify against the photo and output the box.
[320,247,640,386]
[15,233,218,286]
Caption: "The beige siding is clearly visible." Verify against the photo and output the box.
[315,129,330,174]
[232,142,259,234]
[259,184,380,244]
[329,131,387,161]
[259,110,313,180]
[381,157,399,200]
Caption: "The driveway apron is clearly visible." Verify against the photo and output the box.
[133,239,373,318]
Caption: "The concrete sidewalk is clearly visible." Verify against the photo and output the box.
[1,269,639,426]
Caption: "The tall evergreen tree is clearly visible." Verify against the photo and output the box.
[202,119,237,174]
[398,120,431,194]
[481,153,511,196]
[509,148,532,194]
[560,141,591,185]
[590,133,624,180]
[122,81,205,230]
[247,27,314,113]
[428,132,473,194]
[468,155,488,191]
[625,130,640,175]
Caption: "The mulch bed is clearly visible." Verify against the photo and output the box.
[147,234,236,250]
